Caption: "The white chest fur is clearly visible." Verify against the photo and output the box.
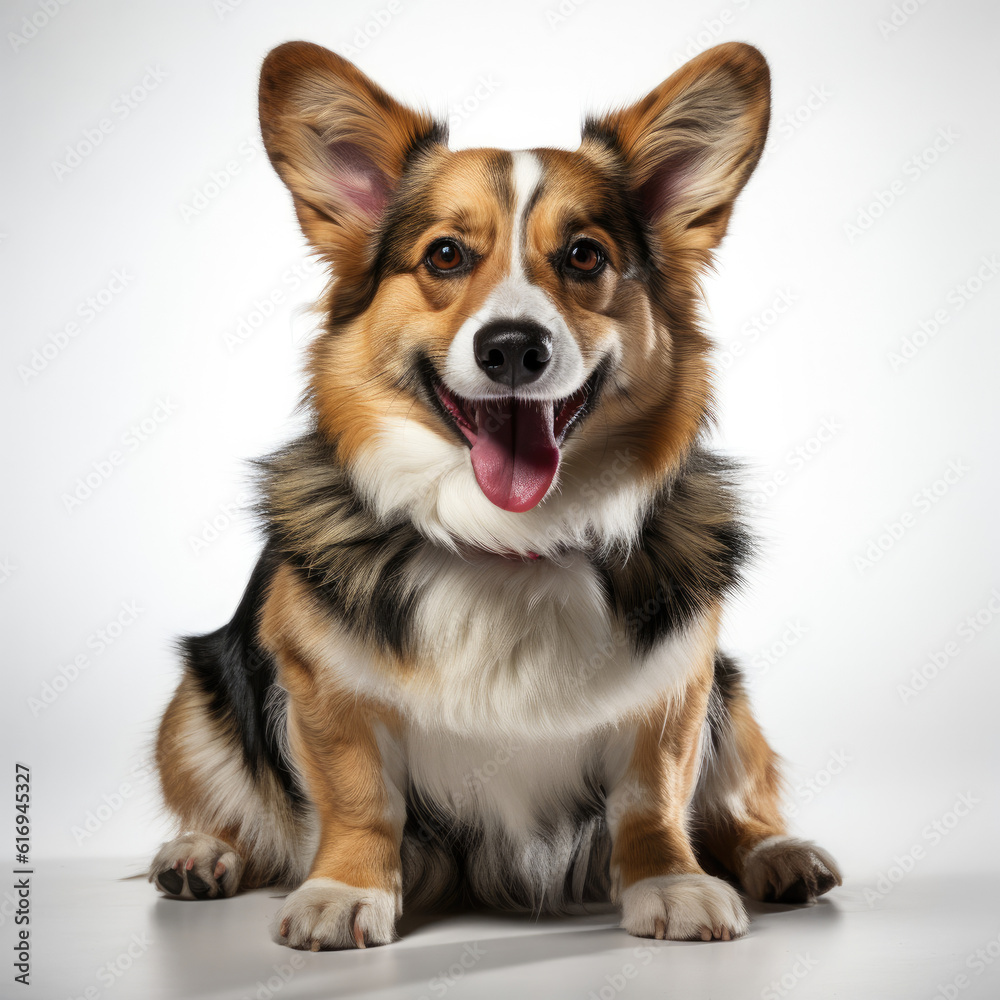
[309,547,713,741]
[403,724,627,830]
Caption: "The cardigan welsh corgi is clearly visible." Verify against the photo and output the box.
[148,39,841,949]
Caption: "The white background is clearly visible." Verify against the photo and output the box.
[3,0,999,994]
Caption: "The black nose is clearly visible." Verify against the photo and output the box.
[473,320,552,388]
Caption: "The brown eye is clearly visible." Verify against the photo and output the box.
[566,239,606,276]
[427,240,463,272]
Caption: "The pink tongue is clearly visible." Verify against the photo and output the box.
[470,398,559,512]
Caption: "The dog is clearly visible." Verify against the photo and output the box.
[148,39,841,949]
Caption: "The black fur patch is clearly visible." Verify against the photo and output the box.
[255,433,424,657]
[403,119,449,167]
[712,650,743,702]
[576,125,655,272]
[181,542,306,806]
[707,651,743,755]
[402,784,611,913]
[590,449,751,656]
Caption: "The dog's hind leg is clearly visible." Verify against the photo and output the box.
[149,549,318,901]
[149,669,314,900]
[693,653,842,904]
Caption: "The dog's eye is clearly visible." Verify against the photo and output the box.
[565,239,606,276]
[426,240,464,273]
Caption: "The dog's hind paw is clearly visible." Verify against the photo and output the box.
[148,832,244,900]
[741,836,842,904]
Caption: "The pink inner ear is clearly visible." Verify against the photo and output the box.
[324,141,391,222]
[638,150,701,221]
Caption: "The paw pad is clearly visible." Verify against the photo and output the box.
[148,833,243,900]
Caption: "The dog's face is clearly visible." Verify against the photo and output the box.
[259,42,769,551]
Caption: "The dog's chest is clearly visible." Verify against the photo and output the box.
[388,547,710,738]
[312,546,712,742]
[406,549,615,721]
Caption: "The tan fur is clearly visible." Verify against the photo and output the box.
[258,41,443,268]
[583,42,770,252]
[697,684,789,879]
[609,608,719,897]
[279,651,401,892]
[259,564,404,893]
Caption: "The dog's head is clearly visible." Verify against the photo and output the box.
[259,41,769,554]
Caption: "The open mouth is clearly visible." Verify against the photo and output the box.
[427,368,599,513]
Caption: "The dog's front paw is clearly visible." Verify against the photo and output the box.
[271,878,400,951]
[620,873,749,941]
[741,836,842,904]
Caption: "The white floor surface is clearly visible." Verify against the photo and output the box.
[21,857,1000,1000]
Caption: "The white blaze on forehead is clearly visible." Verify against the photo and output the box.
[442,150,585,402]
[509,150,544,280]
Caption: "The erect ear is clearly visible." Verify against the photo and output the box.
[582,42,770,255]
[258,41,447,264]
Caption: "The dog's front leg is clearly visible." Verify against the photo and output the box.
[269,648,405,950]
[606,665,748,941]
